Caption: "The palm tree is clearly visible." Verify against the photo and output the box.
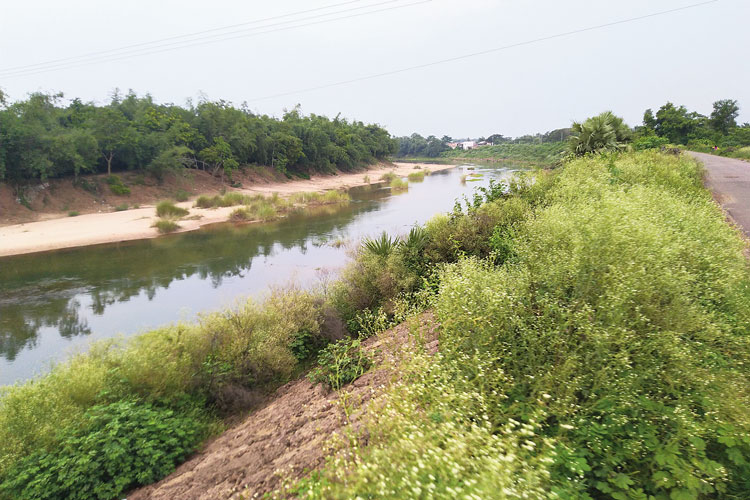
[569,111,632,156]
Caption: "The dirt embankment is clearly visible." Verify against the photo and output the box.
[128,313,439,500]
[0,162,453,257]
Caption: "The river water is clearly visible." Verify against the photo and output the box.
[0,164,517,385]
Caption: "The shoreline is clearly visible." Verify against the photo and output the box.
[0,162,454,258]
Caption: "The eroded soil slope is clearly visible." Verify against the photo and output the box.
[129,314,439,500]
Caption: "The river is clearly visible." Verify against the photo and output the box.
[0,164,517,385]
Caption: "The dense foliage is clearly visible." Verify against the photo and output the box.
[641,99,750,154]
[0,401,209,500]
[442,142,567,164]
[287,151,750,499]
[0,92,396,184]
[569,111,632,155]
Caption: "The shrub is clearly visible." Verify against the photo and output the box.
[155,200,189,218]
[229,207,251,221]
[67,211,79,217]
[569,111,631,156]
[114,203,128,212]
[152,219,180,233]
[634,135,670,150]
[308,338,371,390]
[389,178,408,192]
[0,400,209,500]
[380,172,398,182]
[194,195,216,208]
[106,175,131,196]
[174,189,190,202]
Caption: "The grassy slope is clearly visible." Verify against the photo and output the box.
[285,151,750,499]
[2,151,750,499]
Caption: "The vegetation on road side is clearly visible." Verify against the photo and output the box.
[2,147,749,500]
[284,150,750,499]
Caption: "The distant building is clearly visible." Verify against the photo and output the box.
[460,141,477,150]
[447,142,460,149]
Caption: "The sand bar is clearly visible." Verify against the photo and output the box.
[0,162,453,257]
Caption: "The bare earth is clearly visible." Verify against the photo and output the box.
[128,313,439,500]
[0,162,451,257]
[689,152,750,238]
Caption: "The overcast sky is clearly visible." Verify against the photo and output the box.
[1,0,748,138]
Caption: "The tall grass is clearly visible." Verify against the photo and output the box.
[407,171,425,182]
[289,190,350,205]
[155,201,188,218]
[0,291,328,483]
[389,178,408,192]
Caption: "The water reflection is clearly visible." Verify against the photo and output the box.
[0,165,516,384]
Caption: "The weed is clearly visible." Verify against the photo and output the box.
[174,189,190,202]
[380,172,398,182]
[389,178,409,192]
[308,338,371,390]
[67,211,79,217]
[407,171,425,182]
[152,219,180,233]
[155,201,189,218]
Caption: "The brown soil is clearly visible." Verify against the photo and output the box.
[0,167,285,226]
[128,313,439,500]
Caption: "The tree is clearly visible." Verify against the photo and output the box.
[709,99,739,135]
[92,108,132,175]
[569,111,631,156]
[198,137,238,182]
[653,103,701,145]
[643,109,657,130]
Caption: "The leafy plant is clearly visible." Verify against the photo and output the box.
[362,231,399,257]
[390,178,409,192]
[114,203,128,212]
[569,111,632,156]
[0,400,209,500]
[174,189,190,202]
[308,338,371,390]
[67,210,79,217]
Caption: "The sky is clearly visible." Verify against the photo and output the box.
[1,0,748,138]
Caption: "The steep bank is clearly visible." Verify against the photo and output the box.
[0,162,451,257]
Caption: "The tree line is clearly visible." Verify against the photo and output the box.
[640,99,750,147]
[394,128,573,158]
[0,90,397,185]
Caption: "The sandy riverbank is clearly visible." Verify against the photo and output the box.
[0,162,453,257]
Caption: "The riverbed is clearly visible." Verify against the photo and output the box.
[0,164,518,385]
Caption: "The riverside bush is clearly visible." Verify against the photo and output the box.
[0,400,209,500]
[155,200,188,218]
[286,151,750,498]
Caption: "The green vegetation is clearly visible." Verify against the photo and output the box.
[389,178,408,192]
[0,401,210,500]
[379,171,398,182]
[407,170,425,182]
[0,93,396,185]
[152,219,181,234]
[174,189,190,202]
[442,142,567,164]
[3,148,750,499]
[285,151,750,499]
[114,203,128,212]
[308,338,371,390]
[640,98,750,155]
[155,200,189,218]
[67,211,79,217]
[288,190,350,205]
[0,290,329,496]
[569,111,631,156]
[105,175,130,195]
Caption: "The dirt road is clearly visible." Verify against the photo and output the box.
[690,152,750,237]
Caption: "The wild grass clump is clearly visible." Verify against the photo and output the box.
[229,207,252,221]
[289,190,350,205]
[67,210,79,217]
[380,172,398,182]
[407,170,425,182]
[114,203,128,212]
[152,219,180,233]
[363,175,370,184]
[155,200,188,218]
[389,178,408,192]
